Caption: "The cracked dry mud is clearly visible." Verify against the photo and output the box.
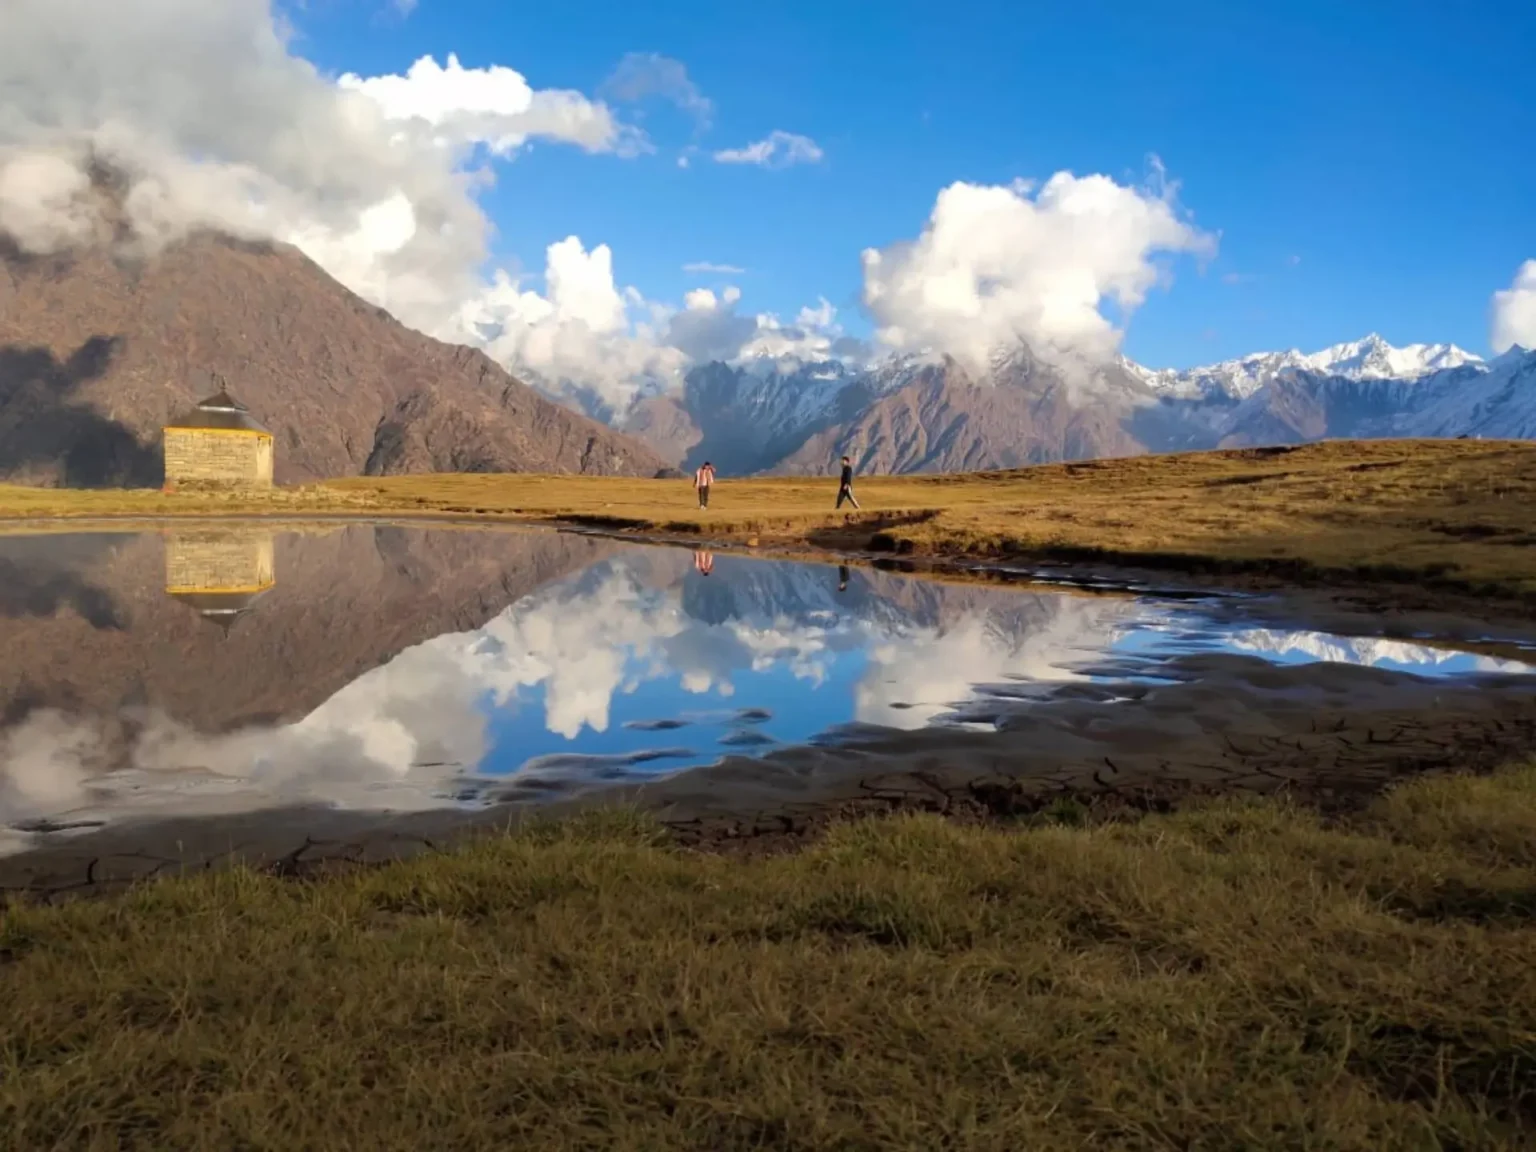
[5,654,1533,899]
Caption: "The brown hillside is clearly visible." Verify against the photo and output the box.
[0,234,666,485]
[773,356,1148,476]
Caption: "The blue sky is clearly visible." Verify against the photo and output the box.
[287,0,1535,367]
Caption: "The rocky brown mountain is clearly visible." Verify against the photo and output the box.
[771,351,1153,476]
[0,234,666,485]
[598,337,1536,478]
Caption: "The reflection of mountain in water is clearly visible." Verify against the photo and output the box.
[1225,629,1530,676]
[0,527,619,830]
[3,533,1529,843]
[0,526,616,735]
[0,541,1153,830]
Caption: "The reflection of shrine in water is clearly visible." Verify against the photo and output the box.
[163,530,277,634]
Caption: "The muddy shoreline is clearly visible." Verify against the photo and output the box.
[5,651,1535,900]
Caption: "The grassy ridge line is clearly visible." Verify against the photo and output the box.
[4,438,1536,598]
[3,765,1535,1148]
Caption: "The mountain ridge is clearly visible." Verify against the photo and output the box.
[586,334,1534,477]
[0,232,668,486]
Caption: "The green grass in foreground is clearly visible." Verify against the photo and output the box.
[3,769,1536,1149]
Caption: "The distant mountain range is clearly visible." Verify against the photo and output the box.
[579,333,1536,477]
[2,211,1529,485]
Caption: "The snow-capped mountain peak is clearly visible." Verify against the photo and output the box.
[1299,333,1482,381]
[1127,333,1486,403]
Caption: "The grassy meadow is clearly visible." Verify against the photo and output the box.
[332,439,1536,600]
[3,765,1535,1149]
[3,439,1536,1146]
[5,438,1536,602]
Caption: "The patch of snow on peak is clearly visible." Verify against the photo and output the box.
[1299,333,1482,381]
[1126,334,1486,403]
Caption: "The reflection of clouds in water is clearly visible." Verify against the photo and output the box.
[1,710,106,823]
[854,600,1143,728]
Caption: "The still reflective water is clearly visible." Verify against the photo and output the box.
[0,525,1529,848]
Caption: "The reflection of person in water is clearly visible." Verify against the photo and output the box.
[837,564,849,592]
[693,550,714,576]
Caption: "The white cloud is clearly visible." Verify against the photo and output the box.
[663,285,859,369]
[737,299,860,364]
[448,236,858,411]
[0,1,846,412]
[1491,260,1536,354]
[713,130,824,168]
[860,168,1216,367]
[663,286,761,365]
[0,0,1220,416]
[0,151,102,251]
[392,0,419,15]
[601,53,712,130]
[450,236,688,412]
[683,261,746,275]
[337,53,634,157]
[0,0,640,348]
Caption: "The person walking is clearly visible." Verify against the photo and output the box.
[693,460,716,509]
[694,550,714,576]
[835,455,860,509]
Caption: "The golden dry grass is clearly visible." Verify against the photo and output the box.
[5,438,1536,599]
[2,766,1535,1149]
[328,438,1536,600]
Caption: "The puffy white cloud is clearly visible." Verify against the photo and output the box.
[713,130,824,168]
[337,53,634,158]
[450,238,860,411]
[664,287,861,369]
[737,299,866,364]
[1491,260,1536,354]
[0,0,847,411]
[0,0,640,345]
[601,53,713,130]
[0,151,102,252]
[449,236,688,411]
[861,169,1216,367]
[663,286,760,365]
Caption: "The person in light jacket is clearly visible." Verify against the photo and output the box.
[693,460,716,509]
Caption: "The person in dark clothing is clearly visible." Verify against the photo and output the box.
[837,564,849,592]
[835,455,860,509]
